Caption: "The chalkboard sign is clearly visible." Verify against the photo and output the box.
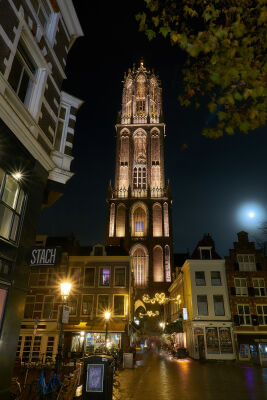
[86,364,104,392]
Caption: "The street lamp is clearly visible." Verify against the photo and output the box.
[104,311,111,351]
[55,281,72,373]
[159,322,165,331]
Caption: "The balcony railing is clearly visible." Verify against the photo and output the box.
[111,186,166,199]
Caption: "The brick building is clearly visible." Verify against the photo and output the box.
[0,1,83,397]
[17,240,132,361]
[225,231,267,365]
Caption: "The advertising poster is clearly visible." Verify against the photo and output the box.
[86,364,104,392]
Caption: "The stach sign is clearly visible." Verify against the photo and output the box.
[29,247,61,267]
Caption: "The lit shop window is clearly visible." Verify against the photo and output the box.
[99,268,110,287]
[0,287,8,330]
[234,278,248,296]
[0,168,26,243]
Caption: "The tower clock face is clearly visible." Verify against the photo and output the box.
[106,62,172,294]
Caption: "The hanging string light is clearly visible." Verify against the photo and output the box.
[139,310,160,318]
[142,293,181,305]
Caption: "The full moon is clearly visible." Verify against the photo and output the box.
[237,202,266,229]
[248,212,255,218]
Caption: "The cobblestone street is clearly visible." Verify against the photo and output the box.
[118,353,267,400]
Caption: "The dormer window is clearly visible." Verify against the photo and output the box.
[199,247,212,260]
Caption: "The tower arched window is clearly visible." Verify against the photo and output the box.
[153,203,162,237]
[133,131,146,163]
[125,80,132,118]
[119,134,129,189]
[131,203,147,237]
[116,204,126,237]
[131,245,148,287]
[133,167,146,189]
[165,245,171,282]
[163,202,169,237]
[153,245,164,282]
[109,203,115,237]
[136,75,146,116]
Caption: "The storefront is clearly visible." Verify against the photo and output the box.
[185,322,235,360]
[71,332,122,354]
[236,334,267,365]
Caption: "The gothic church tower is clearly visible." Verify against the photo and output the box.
[106,62,173,302]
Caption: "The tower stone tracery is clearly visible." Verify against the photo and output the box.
[105,61,173,304]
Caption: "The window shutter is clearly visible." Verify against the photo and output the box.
[256,263,262,271]
[233,315,240,325]
[251,315,259,326]
[230,287,236,296]
[248,286,255,296]
[234,262,239,271]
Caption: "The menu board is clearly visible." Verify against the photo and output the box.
[86,364,104,392]
[219,327,233,354]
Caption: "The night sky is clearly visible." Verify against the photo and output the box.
[39,0,267,257]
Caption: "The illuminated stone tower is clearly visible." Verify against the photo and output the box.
[106,62,173,305]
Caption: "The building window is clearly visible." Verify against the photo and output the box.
[97,295,109,315]
[132,246,148,288]
[153,246,164,282]
[24,296,35,319]
[116,204,126,237]
[55,106,68,151]
[257,305,267,325]
[133,167,146,189]
[0,287,8,330]
[70,268,81,285]
[213,295,225,316]
[84,268,95,287]
[8,41,37,107]
[114,268,126,287]
[237,254,256,271]
[0,258,12,275]
[114,295,125,316]
[99,268,110,286]
[82,295,94,315]
[238,305,251,325]
[163,203,169,237]
[32,0,52,30]
[42,295,53,319]
[67,296,78,316]
[132,204,147,237]
[234,278,248,296]
[197,295,208,316]
[200,248,211,260]
[211,271,222,286]
[153,203,162,237]
[109,203,115,237]
[165,245,171,282]
[253,279,266,296]
[195,271,206,286]
[0,169,26,243]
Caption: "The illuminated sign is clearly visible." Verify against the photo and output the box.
[29,247,61,267]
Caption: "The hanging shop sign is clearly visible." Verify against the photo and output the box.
[29,247,61,267]
[62,305,70,324]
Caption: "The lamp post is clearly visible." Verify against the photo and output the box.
[55,282,72,373]
[104,311,111,351]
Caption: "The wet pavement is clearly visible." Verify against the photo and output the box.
[118,353,267,400]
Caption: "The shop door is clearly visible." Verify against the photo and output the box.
[198,335,205,360]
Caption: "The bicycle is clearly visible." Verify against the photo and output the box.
[30,369,62,399]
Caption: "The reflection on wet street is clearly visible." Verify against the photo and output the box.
[118,353,267,400]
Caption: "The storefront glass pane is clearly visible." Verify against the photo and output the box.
[259,344,267,360]
[219,327,233,353]
[84,332,121,353]
[206,327,219,354]
[239,344,249,358]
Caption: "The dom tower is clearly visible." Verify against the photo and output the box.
[106,62,173,311]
